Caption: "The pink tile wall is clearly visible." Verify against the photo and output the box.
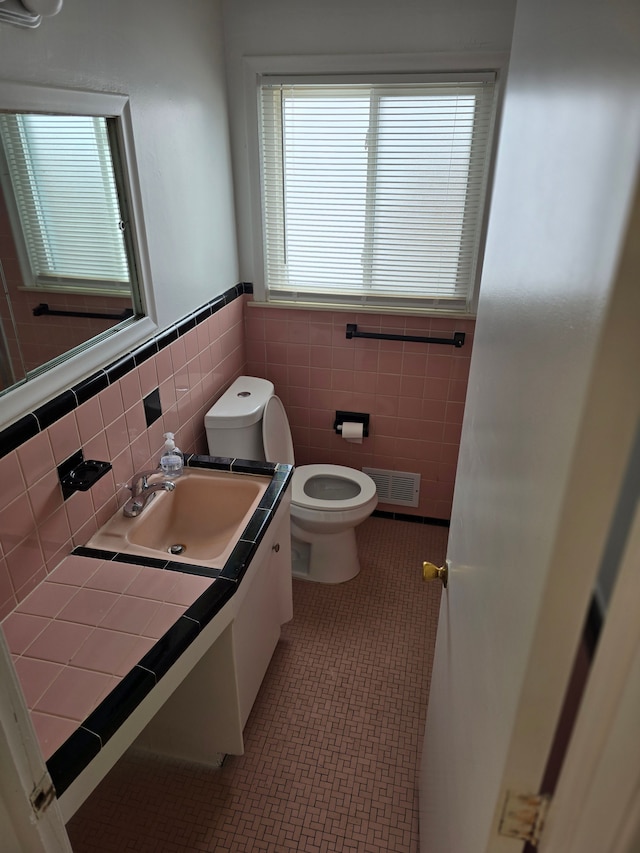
[245,306,474,522]
[0,297,246,620]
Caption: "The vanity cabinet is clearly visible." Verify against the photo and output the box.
[134,491,292,765]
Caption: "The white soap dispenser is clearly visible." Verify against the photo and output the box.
[160,432,184,479]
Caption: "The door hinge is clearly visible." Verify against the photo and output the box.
[498,790,551,847]
[30,772,56,816]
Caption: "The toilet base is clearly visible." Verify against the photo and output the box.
[290,526,361,584]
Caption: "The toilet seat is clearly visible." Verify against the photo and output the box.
[262,396,377,513]
[292,465,377,512]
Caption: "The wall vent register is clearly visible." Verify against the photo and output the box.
[363,468,420,508]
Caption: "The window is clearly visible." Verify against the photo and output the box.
[0,113,132,294]
[258,75,497,314]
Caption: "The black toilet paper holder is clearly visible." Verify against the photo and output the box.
[334,411,370,437]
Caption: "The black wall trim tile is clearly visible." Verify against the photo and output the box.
[105,353,135,383]
[46,726,102,798]
[72,371,109,405]
[132,339,158,365]
[156,326,179,350]
[0,413,39,458]
[186,454,234,471]
[371,509,451,527]
[33,390,76,429]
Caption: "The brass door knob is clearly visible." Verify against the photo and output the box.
[422,561,448,588]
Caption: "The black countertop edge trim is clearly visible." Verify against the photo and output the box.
[219,539,257,583]
[371,509,451,527]
[230,458,277,475]
[185,454,235,471]
[46,725,102,799]
[163,561,221,579]
[183,577,237,626]
[238,507,272,546]
[72,545,117,561]
[0,286,247,457]
[136,615,201,681]
[81,666,157,750]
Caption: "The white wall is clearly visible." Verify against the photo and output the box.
[0,0,238,424]
[0,0,239,327]
[221,0,517,282]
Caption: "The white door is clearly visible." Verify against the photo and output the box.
[419,0,640,850]
[0,629,72,852]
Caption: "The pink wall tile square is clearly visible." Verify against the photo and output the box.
[9,549,46,601]
[120,370,143,413]
[37,506,72,563]
[75,398,104,445]
[98,383,125,427]
[0,492,36,552]
[138,359,158,398]
[0,452,26,514]
[47,412,81,466]
[105,414,130,459]
[155,347,173,383]
[27,469,64,523]
[17,432,55,488]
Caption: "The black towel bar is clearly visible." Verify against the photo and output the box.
[346,323,465,348]
[33,303,134,321]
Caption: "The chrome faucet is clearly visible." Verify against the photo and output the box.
[123,468,175,517]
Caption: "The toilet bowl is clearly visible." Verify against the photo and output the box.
[205,377,378,583]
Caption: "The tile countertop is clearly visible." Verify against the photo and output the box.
[0,455,293,798]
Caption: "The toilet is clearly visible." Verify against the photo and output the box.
[205,376,378,583]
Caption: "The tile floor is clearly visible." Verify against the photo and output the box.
[67,516,447,852]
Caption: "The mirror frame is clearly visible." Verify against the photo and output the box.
[0,81,158,430]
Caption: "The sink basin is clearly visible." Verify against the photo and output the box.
[87,468,269,568]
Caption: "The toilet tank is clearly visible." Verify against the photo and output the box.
[205,376,275,461]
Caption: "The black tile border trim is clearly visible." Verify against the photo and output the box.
[371,509,451,527]
[0,284,251,460]
[49,454,292,797]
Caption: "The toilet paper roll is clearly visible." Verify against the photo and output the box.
[341,422,363,444]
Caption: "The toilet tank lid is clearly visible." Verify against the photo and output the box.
[205,376,275,429]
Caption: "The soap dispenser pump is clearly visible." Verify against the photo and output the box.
[160,432,184,479]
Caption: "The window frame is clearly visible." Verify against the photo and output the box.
[0,112,135,298]
[243,55,507,317]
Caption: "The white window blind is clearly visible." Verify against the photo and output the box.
[259,77,497,313]
[0,113,131,293]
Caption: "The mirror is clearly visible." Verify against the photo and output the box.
[0,106,144,396]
